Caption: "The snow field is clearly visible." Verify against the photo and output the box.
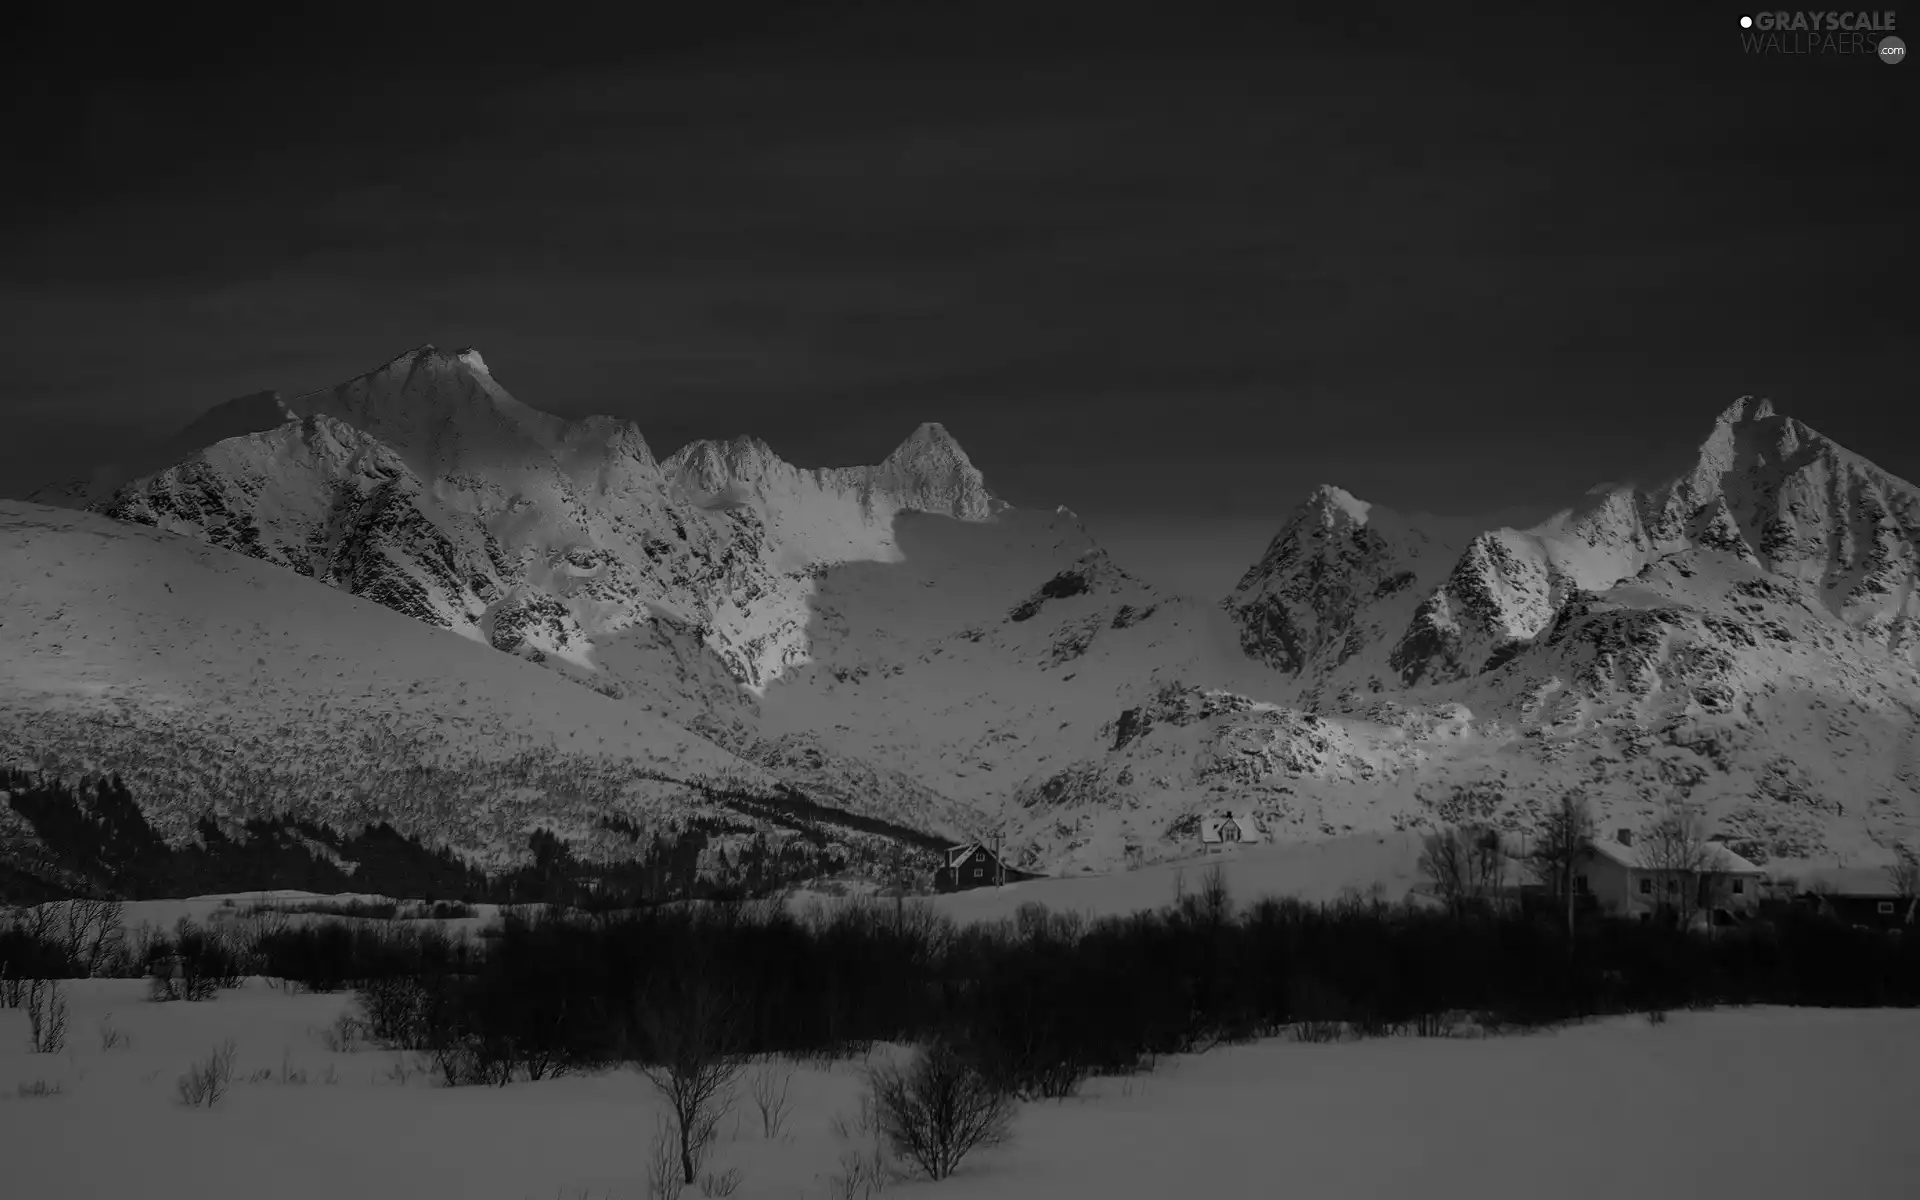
[3,978,1917,1199]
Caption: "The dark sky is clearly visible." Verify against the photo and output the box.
[3,1,1912,593]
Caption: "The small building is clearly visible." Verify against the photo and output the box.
[1807,891,1917,931]
[1199,813,1265,852]
[934,843,1012,893]
[1576,828,1767,921]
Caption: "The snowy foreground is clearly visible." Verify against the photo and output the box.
[4,981,1916,1200]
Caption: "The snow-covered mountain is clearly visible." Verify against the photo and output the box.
[93,346,1000,707]
[756,397,1920,870]
[1223,398,1920,704]
[21,352,1920,878]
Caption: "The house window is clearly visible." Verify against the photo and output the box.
[1575,875,1590,895]
[1879,901,1896,915]
[1732,879,1744,895]
[1667,879,1679,894]
[972,868,983,879]
[1638,878,1653,896]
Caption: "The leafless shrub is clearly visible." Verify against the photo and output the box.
[747,1062,793,1138]
[26,978,68,1053]
[821,1090,891,1198]
[868,1040,1014,1182]
[1888,845,1920,900]
[634,979,746,1186]
[700,1167,743,1198]
[1407,1009,1462,1038]
[177,1039,238,1108]
[823,1151,889,1200]
[98,1014,129,1051]
[357,977,438,1049]
[319,1012,365,1053]
[16,1079,63,1099]
[1645,1008,1670,1026]
[427,1032,511,1088]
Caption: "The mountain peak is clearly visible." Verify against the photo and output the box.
[360,344,496,382]
[875,423,997,520]
[376,343,441,371]
[884,422,974,469]
[1298,484,1373,530]
[1715,395,1779,426]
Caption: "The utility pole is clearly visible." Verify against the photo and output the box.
[992,827,1006,887]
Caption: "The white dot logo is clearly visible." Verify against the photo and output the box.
[1740,15,1753,27]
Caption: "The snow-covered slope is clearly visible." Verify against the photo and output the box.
[0,500,775,866]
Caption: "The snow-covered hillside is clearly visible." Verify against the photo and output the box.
[26,353,1920,877]
[0,501,778,866]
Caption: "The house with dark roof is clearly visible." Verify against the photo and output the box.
[1576,828,1767,922]
[1199,813,1265,852]
[934,842,1038,892]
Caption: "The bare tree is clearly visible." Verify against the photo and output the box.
[869,1039,1015,1182]
[26,978,67,1053]
[633,977,746,1186]
[1888,844,1920,901]
[81,898,124,976]
[1527,791,1595,937]
[1640,799,1712,928]
[1420,825,1506,917]
[56,897,122,976]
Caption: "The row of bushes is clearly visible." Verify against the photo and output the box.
[0,895,497,991]
[282,873,1920,1100]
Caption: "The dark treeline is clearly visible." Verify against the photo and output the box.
[248,875,1917,1094]
[0,770,924,906]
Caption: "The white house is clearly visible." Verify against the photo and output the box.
[1577,828,1767,920]
[1200,813,1265,851]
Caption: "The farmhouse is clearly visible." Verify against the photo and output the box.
[934,842,1012,892]
[1199,813,1264,852]
[1576,828,1766,922]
